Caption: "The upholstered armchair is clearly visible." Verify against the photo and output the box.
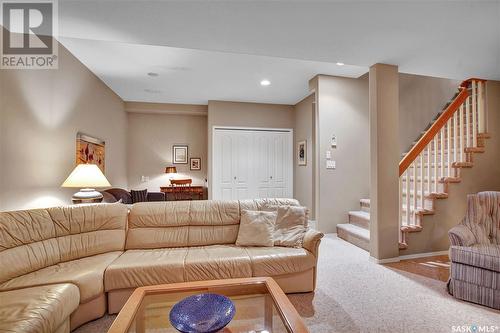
[447,191,500,309]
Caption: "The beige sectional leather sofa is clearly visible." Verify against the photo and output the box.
[0,199,323,332]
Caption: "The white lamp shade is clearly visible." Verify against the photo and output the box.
[61,164,111,188]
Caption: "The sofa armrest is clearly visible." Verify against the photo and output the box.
[449,224,476,247]
[303,229,324,257]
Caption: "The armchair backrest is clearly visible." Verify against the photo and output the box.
[462,191,500,245]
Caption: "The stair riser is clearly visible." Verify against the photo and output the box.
[337,228,370,252]
[348,214,369,229]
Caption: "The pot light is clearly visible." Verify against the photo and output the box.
[144,88,162,94]
[260,79,271,86]
[336,62,345,66]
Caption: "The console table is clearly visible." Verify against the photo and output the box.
[160,186,205,200]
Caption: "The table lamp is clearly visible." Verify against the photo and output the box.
[165,166,177,186]
[61,164,111,203]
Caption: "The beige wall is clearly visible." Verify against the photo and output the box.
[293,94,315,218]
[399,74,460,154]
[402,80,500,255]
[207,100,295,199]
[127,112,208,192]
[0,41,127,211]
[316,75,370,233]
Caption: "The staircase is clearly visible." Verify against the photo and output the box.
[337,199,370,251]
[337,78,488,252]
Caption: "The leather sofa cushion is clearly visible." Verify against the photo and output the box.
[244,247,316,276]
[106,245,257,291]
[0,251,122,302]
[450,245,500,273]
[105,244,316,291]
[184,245,252,281]
[0,283,79,333]
[127,201,241,249]
[0,204,127,284]
[105,248,188,291]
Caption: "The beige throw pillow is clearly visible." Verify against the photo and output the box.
[274,206,308,248]
[236,210,276,247]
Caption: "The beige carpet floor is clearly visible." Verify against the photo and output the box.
[75,234,500,333]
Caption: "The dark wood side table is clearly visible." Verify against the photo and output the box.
[160,186,205,200]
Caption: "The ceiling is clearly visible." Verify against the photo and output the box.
[57,0,500,105]
[61,38,366,104]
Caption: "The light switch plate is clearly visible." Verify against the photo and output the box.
[326,160,336,169]
[331,135,337,148]
[325,150,332,159]
[141,176,150,182]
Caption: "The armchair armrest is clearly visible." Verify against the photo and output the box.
[303,229,324,257]
[448,224,476,247]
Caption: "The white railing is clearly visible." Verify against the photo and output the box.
[398,79,486,248]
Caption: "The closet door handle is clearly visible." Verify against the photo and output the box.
[270,176,273,179]
[234,176,237,180]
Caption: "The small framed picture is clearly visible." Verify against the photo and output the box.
[173,145,188,164]
[298,140,306,166]
[190,157,201,170]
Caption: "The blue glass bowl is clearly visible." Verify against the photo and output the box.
[169,293,236,333]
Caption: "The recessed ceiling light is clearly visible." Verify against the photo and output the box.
[260,79,271,86]
[144,88,162,94]
[336,62,345,66]
[147,72,159,77]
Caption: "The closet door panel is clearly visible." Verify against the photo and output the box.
[213,131,235,200]
[233,131,252,199]
[254,132,271,198]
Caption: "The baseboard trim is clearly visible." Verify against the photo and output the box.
[398,250,449,260]
[369,256,400,264]
[369,250,449,264]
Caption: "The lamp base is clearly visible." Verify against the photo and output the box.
[72,188,103,204]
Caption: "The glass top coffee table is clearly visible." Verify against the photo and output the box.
[108,277,309,333]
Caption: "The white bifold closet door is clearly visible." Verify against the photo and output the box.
[213,128,293,200]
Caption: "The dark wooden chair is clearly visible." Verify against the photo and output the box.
[170,179,193,201]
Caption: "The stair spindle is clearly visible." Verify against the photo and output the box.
[426,145,431,194]
[472,88,478,147]
[405,170,410,226]
[413,160,417,225]
[478,81,485,133]
[440,127,445,181]
[433,137,438,193]
[447,120,451,177]
[420,152,424,210]
[459,104,464,162]
[466,94,471,148]
[453,111,458,165]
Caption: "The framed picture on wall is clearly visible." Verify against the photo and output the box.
[190,158,201,171]
[298,140,306,166]
[173,145,188,164]
[76,132,105,172]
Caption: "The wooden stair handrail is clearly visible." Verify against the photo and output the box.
[399,87,469,176]
[460,77,487,89]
